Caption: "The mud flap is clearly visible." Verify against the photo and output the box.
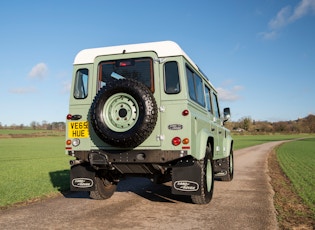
[172,160,202,195]
[70,164,95,191]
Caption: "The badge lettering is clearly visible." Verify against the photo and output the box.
[174,180,199,192]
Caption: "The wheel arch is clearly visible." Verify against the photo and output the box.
[223,135,234,158]
[194,129,214,160]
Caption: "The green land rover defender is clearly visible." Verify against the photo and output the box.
[66,41,234,204]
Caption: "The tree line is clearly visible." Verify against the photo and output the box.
[226,114,315,134]
[0,121,65,130]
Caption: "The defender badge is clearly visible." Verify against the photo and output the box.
[174,180,199,192]
[168,124,183,130]
[72,178,94,188]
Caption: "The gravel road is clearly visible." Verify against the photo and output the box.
[0,141,284,230]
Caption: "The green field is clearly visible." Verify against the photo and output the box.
[0,137,70,207]
[276,138,315,217]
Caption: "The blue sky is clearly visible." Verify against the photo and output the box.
[0,0,314,126]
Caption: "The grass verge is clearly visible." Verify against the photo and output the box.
[268,139,315,229]
[0,137,70,208]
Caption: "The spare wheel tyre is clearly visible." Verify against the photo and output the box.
[90,78,158,148]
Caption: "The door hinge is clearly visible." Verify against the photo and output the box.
[154,58,167,64]
[156,135,165,141]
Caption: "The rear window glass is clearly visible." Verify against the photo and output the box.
[98,58,154,92]
[74,68,88,99]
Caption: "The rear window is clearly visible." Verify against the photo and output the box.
[74,68,88,99]
[98,58,154,92]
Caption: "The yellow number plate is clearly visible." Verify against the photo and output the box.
[68,121,89,138]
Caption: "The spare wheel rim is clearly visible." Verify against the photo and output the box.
[103,93,139,132]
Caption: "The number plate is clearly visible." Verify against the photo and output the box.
[68,121,89,138]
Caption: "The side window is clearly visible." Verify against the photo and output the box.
[164,61,180,94]
[195,74,205,106]
[186,66,205,106]
[186,67,196,101]
[205,86,212,113]
[212,92,220,118]
[74,69,88,99]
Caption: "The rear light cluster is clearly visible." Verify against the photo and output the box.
[172,137,190,148]
[66,114,82,120]
[66,138,80,149]
[171,110,190,149]
[66,114,82,150]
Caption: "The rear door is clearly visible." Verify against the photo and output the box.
[91,52,161,148]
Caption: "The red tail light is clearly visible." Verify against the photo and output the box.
[172,137,181,146]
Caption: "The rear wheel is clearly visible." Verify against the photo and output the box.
[191,146,214,204]
[90,176,117,200]
[222,150,234,181]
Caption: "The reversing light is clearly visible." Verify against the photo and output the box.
[72,138,80,147]
[182,110,189,116]
[172,137,181,146]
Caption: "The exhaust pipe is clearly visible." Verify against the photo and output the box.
[70,159,83,166]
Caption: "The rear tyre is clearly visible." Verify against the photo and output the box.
[191,146,214,204]
[90,176,117,200]
[221,150,234,181]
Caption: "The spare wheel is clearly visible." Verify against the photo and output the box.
[90,78,158,148]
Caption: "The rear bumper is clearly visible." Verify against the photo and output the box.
[68,150,203,195]
[68,149,188,164]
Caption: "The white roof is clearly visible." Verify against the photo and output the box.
[73,41,197,68]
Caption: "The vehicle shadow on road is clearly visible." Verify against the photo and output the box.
[49,170,192,203]
[116,177,192,204]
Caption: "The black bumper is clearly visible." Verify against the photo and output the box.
[69,149,188,164]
